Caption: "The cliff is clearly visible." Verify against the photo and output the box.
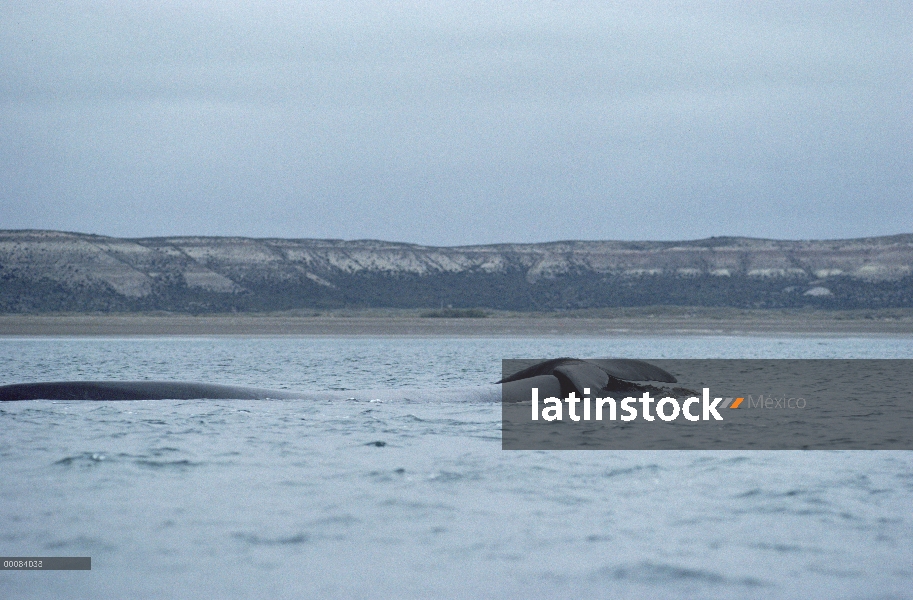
[2,230,912,312]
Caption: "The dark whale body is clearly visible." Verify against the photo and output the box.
[0,359,678,402]
[0,381,301,401]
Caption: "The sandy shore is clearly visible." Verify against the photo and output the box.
[1,311,912,336]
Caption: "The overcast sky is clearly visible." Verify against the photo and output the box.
[1,1,910,245]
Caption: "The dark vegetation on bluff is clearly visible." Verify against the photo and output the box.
[2,269,912,314]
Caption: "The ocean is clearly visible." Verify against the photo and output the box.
[1,336,912,599]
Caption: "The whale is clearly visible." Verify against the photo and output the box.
[499,358,678,403]
[0,359,678,402]
[0,381,303,401]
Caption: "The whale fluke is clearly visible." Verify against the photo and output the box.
[553,362,609,394]
[498,358,678,403]
[0,381,302,401]
[498,358,676,385]
[581,359,676,383]
[500,374,563,405]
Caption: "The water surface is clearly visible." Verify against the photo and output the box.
[1,336,911,598]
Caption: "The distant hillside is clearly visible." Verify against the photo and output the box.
[1,230,912,312]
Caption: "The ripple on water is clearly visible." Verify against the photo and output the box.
[134,459,201,470]
[232,532,310,546]
[593,561,768,588]
[52,452,121,468]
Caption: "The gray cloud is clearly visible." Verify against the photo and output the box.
[1,1,910,244]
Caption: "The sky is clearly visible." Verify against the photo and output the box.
[1,1,910,246]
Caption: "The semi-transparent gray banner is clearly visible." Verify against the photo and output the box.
[501,359,913,450]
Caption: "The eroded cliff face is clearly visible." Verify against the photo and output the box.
[1,230,912,312]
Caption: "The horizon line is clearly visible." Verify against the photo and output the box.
[3,228,913,249]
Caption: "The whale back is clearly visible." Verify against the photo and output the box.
[0,381,301,401]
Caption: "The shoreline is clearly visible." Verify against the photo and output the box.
[1,311,912,337]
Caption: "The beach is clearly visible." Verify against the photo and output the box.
[2,308,912,337]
